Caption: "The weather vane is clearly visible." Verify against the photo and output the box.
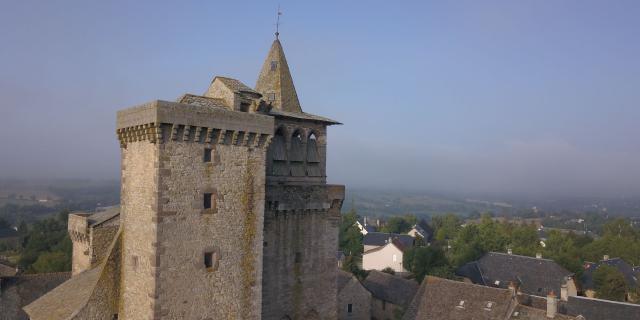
[275,5,282,39]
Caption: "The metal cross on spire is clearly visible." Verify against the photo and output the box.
[275,5,282,39]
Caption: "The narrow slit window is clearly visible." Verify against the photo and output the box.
[204,251,219,271]
[204,193,213,209]
[204,148,213,162]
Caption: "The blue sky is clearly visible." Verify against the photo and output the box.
[1,0,639,197]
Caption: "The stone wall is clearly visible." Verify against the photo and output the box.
[371,298,401,320]
[337,273,371,320]
[154,137,267,319]
[73,232,122,319]
[68,214,91,275]
[262,184,344,320]
[119,140,160,320]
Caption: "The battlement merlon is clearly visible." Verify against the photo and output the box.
[116,100,275,147]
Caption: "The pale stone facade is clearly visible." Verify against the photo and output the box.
[24,35,344,320]
[362,242,407,273]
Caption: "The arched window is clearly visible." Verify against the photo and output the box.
[306,133,321,177]
[289,130,305,176]
[270,127,288,176]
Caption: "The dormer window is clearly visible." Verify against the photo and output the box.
[484,301,494,311]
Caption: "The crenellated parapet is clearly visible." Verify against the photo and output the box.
[116,100,274,149]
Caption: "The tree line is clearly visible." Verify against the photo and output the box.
[339,210,640,302]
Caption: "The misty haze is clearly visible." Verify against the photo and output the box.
[1,1,640,320]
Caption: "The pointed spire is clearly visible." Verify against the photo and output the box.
[255,38,302,113]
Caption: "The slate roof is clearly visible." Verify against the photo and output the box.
[566,295,640,320]
[361,270,418,306]
[178,93,227,109]
[86,206,120,227]
[363,232,415,249]
[403,276,516,320]
[456,252,573,297]
[510,305,576,320]
[215,76,260,95]
[0,261,16,277]
[268,109,341,125]
[23,266,103,320]
[582,257,638,290]
[0,226,19,238]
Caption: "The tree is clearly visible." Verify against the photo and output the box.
[404,246,448,283]
[339,210,363,256]
[431,213,461,242]
[593,265,627,302]
[381,215,416,234]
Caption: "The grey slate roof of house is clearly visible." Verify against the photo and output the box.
[403,276,516,320]
[363,232,415,249]
[455,252,573,297]
[582,257,638,290]
[362,270,418,306]
[566,295,640,320]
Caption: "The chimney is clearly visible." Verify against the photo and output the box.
[508,281,518,296]
[536,252,542,259]
[603,254,609,261]
[507,248,513,255]
[546,291,557,318]
[560,282,568,302]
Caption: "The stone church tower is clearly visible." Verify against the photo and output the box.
[24,36,344,320]
[258,38,345,319]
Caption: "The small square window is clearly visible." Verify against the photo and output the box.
[347,304,352,313]
[204,193,213,209]
[204,251,219,271]
[204,148,212,162]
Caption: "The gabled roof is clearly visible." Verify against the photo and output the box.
[363,232,414,249]
[255,39,302,113]
[337,269,355,292]
[215,76,260,95]
[582,257,638,290]
[178,94,227,109]
[566,295,640,320]
[456,252,573,297]
[403,276,516,320]
[362,270,418,306]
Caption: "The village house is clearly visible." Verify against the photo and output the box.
[582,255,639,301]
[456,251,578,299]
[362,238,410,273]
[406,222,432,242]
[362,270,418,320]
[337,269,371,320]
[355,217,377,235]
[402,276,579,320]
